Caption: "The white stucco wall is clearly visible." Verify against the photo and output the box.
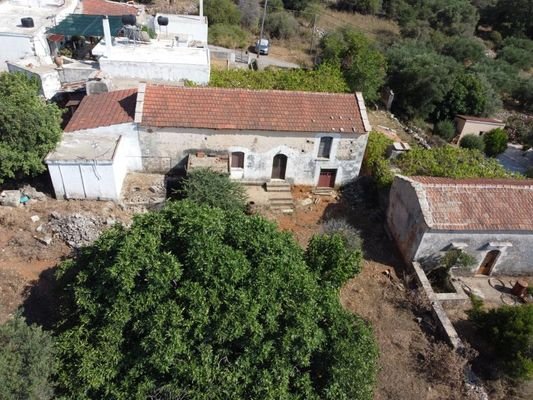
[148,14,208,43]
[98,58,210,84]
[7,62,61,99]
[139,127,368,186]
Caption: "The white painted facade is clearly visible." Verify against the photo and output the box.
[138,127,368,187]
[148,14,208,44]
[46,124,142,200]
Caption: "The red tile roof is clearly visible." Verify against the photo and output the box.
[64,89,137,132]
[140,85,367,133]
[456,115,504,124]
[82,0,140,16]
[403,176,533,231]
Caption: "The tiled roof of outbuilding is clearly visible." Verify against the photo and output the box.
[140,85,368,134]
[64,89,137,132]
[400,176,533,231]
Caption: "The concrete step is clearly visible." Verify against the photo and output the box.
[313,188,335,196]
[266,181,291,192]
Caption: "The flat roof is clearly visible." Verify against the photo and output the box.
[92,37,209,65]
[46,134,121,163]
[0,0,78,36]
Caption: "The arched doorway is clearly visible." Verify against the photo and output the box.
[477,250,501,275]
[271,154,287,180]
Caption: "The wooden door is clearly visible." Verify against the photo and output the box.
[318,169,337,188]
[477,250,500,275]
[271,154,287,180]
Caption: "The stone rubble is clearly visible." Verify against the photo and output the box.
[47,212,107,248]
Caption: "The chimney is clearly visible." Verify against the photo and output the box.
[199,0,203,17]
[102,15,113,55]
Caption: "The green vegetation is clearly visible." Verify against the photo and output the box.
[180,168,248,213]
[204,0,241,25]
[433,120,456,142]
[460,135,486,152]
[483,128,508,156]
[361,131,394,188]
[0,315,56,400]
[210,63,350,92]
[497,37,533,70]
[265,10,299,39]
[209,23,248,48]
[469,304,533,379]
[0,72,62,184]
[396,146,512,178]
[320,27,386,102]
[427,249,476,292]
[54,200,378,399]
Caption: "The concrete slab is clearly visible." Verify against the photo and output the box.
[497,144,533,174]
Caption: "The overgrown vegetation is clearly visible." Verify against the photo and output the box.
[433,120,456,142]
[483,128,508,157]
[210,63,350,92]
[53,200,378,399]
[361,131,394,188]
[0,315,56,400]
[0,72,62,184]
[469,304,533,380]
[179,168,248,213]
[460,134,486,152]
[426,249,476,293]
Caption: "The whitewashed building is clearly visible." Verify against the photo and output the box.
[47,85,371,199]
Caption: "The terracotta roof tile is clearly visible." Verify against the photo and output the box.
[404,176,533,231]
[82,0,139,16]
[141,85,367,133]
[64,89,137,132]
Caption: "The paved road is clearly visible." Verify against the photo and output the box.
[208,45,300,69]
[497,144,533,174]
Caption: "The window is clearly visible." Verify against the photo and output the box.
[231,151,244,168]
[318,137,333,158]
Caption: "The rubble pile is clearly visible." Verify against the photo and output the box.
[47,212,110,248]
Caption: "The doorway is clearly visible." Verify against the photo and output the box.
[477,250,501,275]
[318,169,337,188]
[271,154,287,180]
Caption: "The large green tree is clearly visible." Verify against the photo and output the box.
[0,315,56,400]
[320,27,386,102]
[0,72,62,184]
[54,201,377,399]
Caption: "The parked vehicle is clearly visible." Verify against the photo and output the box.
[255,38,269,55]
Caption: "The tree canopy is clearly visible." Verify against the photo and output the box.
[0,72,62,184]
[54,200,377,399]
[0,315,56,400]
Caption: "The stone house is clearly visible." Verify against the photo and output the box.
[46,84,371,199]
[387,175,533,276]
[454,115,505,142]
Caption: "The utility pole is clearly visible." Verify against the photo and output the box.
[258,0,268,59]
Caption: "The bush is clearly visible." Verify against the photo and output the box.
[460,134,485,152]
[54,200,378,398]
[265,11,299,39]
[469,304,533,379]
[209,63,350,93]
[526,167,533,178]
[362,131,394,188]
[0,315,56,400]
[498,37,533,70]
[204,0,241,25]
[488,30,503,47]
[483,127,508,156]
[180,168,247,212]
[208,23,248,49]
[396,146,514,179]
[433,120,456,142]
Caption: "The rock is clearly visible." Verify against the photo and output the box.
[36,235,52,245]
[21,185,46,201]
[50,211,61,219]
[36,224,44,232]
[298,198,313,207]
[149,185,158,193]
[0,190,21,207]
[30,215,40,223]
[105,218,116,226]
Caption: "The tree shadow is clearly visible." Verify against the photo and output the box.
[321,176,407,274]
[22,265,62,330]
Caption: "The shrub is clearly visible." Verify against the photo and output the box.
[470,304,533,379]
[180,168,247,212]
[488,30,503,47]
[362,131,394,188]
[209,63,350,93]
[498,37,533,70]
[208,23,248,49]
[526,167,533,178]
[483,127,508,156]
[433,120,456,142]
[204,0,241,26]
[0,315,56,400]
[460,134,485,152]
[396,146,514,179]
[265,11,299,39]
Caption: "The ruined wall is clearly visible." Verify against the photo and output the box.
[414,231,533,276]
[387,177,429,263]
[139,127,368,186]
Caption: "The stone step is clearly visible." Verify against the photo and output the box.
[266,181,291,192]
[313,188,335,196]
